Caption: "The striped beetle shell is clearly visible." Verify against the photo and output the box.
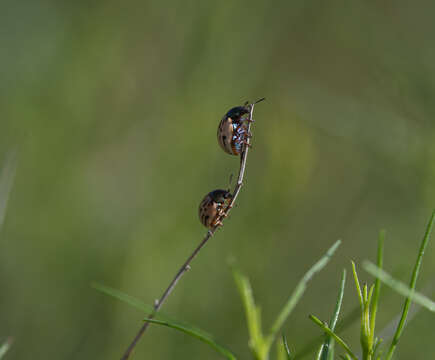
[198,189,232,228]
[217,106,250,155]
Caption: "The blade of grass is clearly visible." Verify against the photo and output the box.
[282,334,292,360]
[268,240,341,343]
[309,315,358,360]
[233,268,267,358]
[351,261,363,310]
[363,262,435,311]
[0,151,17,230]
[369,230,384,345]
[92,282,155,313]
[0,338,13,359]
[143,318,237,360]
[339,355,352,360]
[295,306,360,359]
[276,336,287,360]
[372,337,383,359]
[92,283,176,322]
[93,283,237,359]
[385,210,435,360]
[377,281,435,341]
[330,270,347,331]
[319,269,346,360]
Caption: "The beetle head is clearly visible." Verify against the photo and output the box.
[209,189,232,204]
[225,106,249,122]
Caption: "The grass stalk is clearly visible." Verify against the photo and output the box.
[119,100,263,359]
[385,210,435,360]
[309,315,358,360]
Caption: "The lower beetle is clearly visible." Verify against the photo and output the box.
[198,189,232,228]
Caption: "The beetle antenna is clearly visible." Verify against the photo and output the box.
[254,97,265,104]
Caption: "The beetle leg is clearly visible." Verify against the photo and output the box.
[236,127,246,135]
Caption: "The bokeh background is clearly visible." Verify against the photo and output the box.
[1,0,435,359]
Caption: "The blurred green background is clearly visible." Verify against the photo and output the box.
[1,0,435,359]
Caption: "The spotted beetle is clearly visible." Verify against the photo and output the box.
[198,189,232,228]
[217,104,252,156]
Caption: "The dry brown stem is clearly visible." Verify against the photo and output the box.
[120,98,264,359]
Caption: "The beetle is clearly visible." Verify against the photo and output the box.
[217,104,252,156]
[198,189,232,228]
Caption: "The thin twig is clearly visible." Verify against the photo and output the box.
[120,99,264,360]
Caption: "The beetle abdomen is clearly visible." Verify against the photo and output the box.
[217,117,237,155]
[198,194,219,228]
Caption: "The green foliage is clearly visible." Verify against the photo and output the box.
[95,214,435,359]
[92,283,156,314]
[363,262,435,312]
[233,268,269,360]
[351,261,376,359]
[295,306,361,359]
[94,211,435,359]
[142,318,237,360]
[309,211,434,360]
[310,231,384,360]
[94,241,340,360]
[93,283,237,359]
[317,269,346,360]
[369,231,384,349]
[2,1,435,358]
[281,334,292,360]
[0,151,16,230]
[0,154,15,360]
[233,240,341,360]
[309,314,357,360]
[0,338,12,359]
[269,240,342,341]
[375,210,435,360]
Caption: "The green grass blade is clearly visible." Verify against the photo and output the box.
[0,151,17,230]
[232,268,265,356]
[268,240,341,343]
[372,337,383,359]
[309,315,358,360]
[319,269,346,360]
[92,282,155,313]
[143,318,237,360]
[385,210,435,360]
[351,261,363,310]
[93,282,237,359]
[0,338,13,359]
[370,230,384,342]
[330,270,347,332]
[295,306,360,359]
[326,342,335,360]
[363,262,435,311]
[276,335,290,360]
[282,334,292,360]
[92,282,176,322]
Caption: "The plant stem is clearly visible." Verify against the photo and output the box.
[120,99,263,360]
[385,210,435,360]
[309,315,358,360]
[369,231,384,347]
